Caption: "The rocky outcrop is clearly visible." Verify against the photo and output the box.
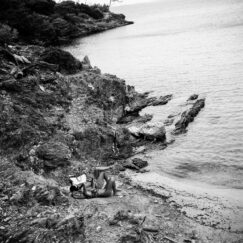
[123,158,148,171]
[150,94,172,106]
[82,55,92,70]
[187,94,198,101]
[173,98,205,134]
[119,93,172,124]
[72,126,134,161]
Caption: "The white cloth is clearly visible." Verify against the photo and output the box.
[70,174,87,186]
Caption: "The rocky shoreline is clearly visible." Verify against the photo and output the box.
[0,1,242,242]
[1,43,242,242]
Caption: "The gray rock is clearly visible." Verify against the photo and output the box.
[123,158,148,171]
[150,94,172,106]
[173,98,205,134]
[139,123,166,141]
[132,158,148,169]
[188,94,199,101]
[128,123,166,142]
[82,55,92,70]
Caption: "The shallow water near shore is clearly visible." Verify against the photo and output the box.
[64,0,243,217]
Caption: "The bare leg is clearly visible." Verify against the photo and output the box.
[82,184,93,199]
[95,172,109,189]
[97,179,117,197]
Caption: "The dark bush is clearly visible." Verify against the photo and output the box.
[92,4,110,13]
[78,4,104,19]
[0,0,111,45]
[54,1,78,15]
[0,24,18,45]
[41,48,82,74]
[26,0,55,15]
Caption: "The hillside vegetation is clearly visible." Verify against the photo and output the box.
[0,0,132,45]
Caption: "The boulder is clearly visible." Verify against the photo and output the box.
[123,158,148,171]
[139,123,166,141]
[36,141,71,169]
[128,123,166,142]
[82,55,92,70]
[122,156,148,171]
[187,94,198,101]
[132,158,148,169]
[127,125,141,137]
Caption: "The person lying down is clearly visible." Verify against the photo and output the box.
[69,169,117,199]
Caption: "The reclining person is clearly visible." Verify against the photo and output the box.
[70,168,116,198]
[69,173,89,195]
[83,177,117,198]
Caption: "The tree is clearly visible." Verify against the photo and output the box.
[0,24,18,45]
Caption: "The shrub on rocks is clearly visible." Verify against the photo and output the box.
[41,47,82,74]
[33,185,68,206]
[0,24,18,45]
[10,183,68,206]
[26,0,55,15]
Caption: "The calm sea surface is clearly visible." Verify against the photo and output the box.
[65,0,243,190]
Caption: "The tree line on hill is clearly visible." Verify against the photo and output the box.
[0,0,110,45]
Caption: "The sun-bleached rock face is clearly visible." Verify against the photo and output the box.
[139,123,166,141]
[128,122,166,142]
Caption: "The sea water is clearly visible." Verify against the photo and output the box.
[64,0,243,192]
